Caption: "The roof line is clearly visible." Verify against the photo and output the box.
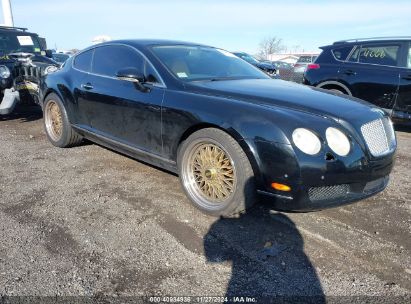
[333,36,411,44]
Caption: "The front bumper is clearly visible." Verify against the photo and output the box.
[247,138,395,212]
[258,175,390,211]
[0,88,20,115]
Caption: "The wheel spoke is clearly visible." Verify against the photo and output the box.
[46,101,63,142]
[188,142,236,204]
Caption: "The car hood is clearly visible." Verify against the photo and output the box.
[188,78,377,122]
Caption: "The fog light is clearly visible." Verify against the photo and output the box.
[271,183,291,192]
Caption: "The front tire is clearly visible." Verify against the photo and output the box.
[178,128,255,217]
[43,93,82,148]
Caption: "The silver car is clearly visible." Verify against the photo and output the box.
[292,55,317,83]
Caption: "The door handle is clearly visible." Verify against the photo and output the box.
[81,83,94,90]
[343,70,356,76]
[402,75,411,81]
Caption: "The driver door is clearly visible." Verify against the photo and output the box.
[81,45,165,155]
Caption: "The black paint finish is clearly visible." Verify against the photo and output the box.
[41,40,396,211]
[304,39,411,122]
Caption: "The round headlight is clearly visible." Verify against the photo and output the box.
[292,128,322,155]
[44,65,58,75]
[0,65,11,78]
[326,127,350,156]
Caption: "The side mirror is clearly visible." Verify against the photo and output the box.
[116,68,149,92]
[116,68,145,82]
[45,49,53,58]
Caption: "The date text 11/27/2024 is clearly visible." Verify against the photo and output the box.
[148,296,258,303]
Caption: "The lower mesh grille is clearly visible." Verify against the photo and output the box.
[308,184,349,202]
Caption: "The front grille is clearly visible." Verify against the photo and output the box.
[308,184,349,202]
[12,65,41,83]
[361,118,396,157]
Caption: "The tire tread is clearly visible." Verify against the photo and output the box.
[178,128,256,217]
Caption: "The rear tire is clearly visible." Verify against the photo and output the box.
[178,128,256,217]
[43,93,82,148]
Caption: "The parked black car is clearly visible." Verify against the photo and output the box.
[0,26,58,115]
[304,37,411,123]
[232,52,277,77]
[41,40,396,216]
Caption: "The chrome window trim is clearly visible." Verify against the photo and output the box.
[72,43,167,88]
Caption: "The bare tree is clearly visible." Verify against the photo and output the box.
[257,37,286,60]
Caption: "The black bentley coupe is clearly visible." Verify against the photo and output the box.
[40,40,396,216]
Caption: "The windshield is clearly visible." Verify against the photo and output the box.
[152,46,269,81]
[0,32,42,55]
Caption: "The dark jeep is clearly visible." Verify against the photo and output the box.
[0,26,58,115]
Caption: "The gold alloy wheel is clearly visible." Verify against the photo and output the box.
[188,143,236,204]
[45,100,63,142]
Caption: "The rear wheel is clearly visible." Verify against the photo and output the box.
[43,93,82,148]
[329,88,346,95]
[178,128,255,217]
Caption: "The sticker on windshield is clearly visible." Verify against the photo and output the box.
[217,49,237,58]
[17,36,34,46]
[177,72,188,78]
[34,48,40,52]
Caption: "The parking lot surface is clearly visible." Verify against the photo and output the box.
[0,106,410,301]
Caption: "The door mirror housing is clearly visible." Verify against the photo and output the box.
[116,68,145,83]
[116,68,149,92]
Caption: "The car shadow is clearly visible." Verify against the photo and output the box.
[0,104,43,123]
[204,200,325,302]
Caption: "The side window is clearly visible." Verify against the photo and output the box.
[73,49,93,72]
[332,46,353,61]
[358,45,399,66]
[92,45,144,77]
[347,46,360,62]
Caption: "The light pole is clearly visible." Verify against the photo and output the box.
[2,0,14,27]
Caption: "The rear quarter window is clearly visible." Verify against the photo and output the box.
[332,46,353,61]
[74,49,93,72]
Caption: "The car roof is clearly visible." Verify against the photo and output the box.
[0,26,37,36]
[98,39,210,48]
[321,36,411,49]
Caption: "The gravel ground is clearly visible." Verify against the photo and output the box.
[0,106,410,303]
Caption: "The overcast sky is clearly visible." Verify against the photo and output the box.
[2,0,411,53]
